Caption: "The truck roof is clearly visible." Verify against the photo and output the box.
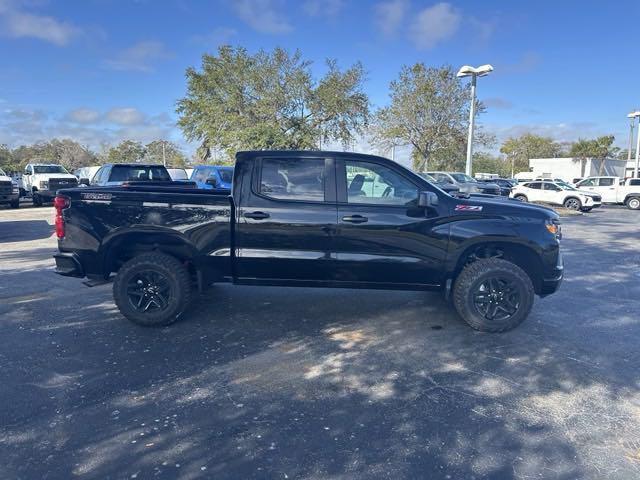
[236,150,390,162]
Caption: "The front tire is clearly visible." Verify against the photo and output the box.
[32,193,43,207]
[113,252,192,326]
[453,258,535,333]
[626,197,640,210]
[563,197,582,210]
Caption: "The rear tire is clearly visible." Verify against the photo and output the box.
[626,197,640,210]
[563,197,582,210]
[513,194,528,202]
[113,252,192,326]
[453,258,535,333]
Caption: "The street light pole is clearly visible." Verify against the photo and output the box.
[627,116,635,163]
[629,111,640,178]
[635,118,640,179]
[457,64,493,177]
[465,75,477,177]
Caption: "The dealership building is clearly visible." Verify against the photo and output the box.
[526,157,631,181]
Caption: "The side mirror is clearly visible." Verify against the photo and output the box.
[205,177,218,187]
[79,178,90,186]
[418,191,439,207]
[24,171,31,176]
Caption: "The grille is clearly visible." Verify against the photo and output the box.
[0,180,12,195]
[49,177,78,191]
[591,195,602,202]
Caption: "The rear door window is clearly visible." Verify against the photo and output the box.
[598,178,615,186]
[258,158,326,202]
[526,182,542,189]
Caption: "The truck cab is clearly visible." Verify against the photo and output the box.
[0,167,20,209]
[574,176,640,209]
[23,163,78,206]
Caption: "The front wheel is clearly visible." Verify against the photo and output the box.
[453,258,535,332]
[563,197,582,210]
[626,197,640,210]
[513,194,528,202]
[113,252,192,326]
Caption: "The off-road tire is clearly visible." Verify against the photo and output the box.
[626,197,640,210]
[453,258,535,333]
[113,252,192,327]
[563,197,582,210]
[513,194,528,202]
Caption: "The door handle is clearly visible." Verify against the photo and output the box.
[244,211,270,220]
[342,215,368,224]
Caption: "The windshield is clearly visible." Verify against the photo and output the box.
[558,183,577,191]
[451,173,476,183]
[109,165,171,182]
[218,168,233,183]
[33,165,68,174]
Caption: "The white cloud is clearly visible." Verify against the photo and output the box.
[303,0,344,17]
[232,0,292,34]
[374,0,407,37]
[65,108,100,124]
[483,97,513,110]
[105,107,146,126]
[409,2,460,50]
[0,2,80,46]
[190,26,237,46]
[104,41,173,73]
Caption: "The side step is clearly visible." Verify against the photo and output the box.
[82,277,113,288]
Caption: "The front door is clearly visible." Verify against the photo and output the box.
[234,155,337,283]
[332,158,450,288]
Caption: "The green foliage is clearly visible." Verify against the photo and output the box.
[177,46,369,159]
[0,139,98,173]
[472,153,511,178]
[500,134,565,176]
[568,135,618,159]
[371,64,488,172]
[106,140,146,164]
[145,140,188,167]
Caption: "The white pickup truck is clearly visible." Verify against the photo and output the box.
[22,163,78,206]
[0,167,20,209]
[574,176,640,210]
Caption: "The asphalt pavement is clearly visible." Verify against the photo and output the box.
[1,204,639,479]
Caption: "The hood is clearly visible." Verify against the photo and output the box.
[451,194,558,220]
[0,175,12,182]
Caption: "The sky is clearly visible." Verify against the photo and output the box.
[1,0,639,165]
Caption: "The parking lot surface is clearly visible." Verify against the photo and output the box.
[1,205,640,479]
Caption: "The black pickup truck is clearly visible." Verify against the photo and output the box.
[53,151,563,332]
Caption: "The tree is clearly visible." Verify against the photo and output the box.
[569,135,619,175]
[145,140,188,167]
[472,153,511,178]
[371,64,486,171]
[4,139,98,172]
[106,140,146,164]
[500,134,564,177]
[177,46,370,159]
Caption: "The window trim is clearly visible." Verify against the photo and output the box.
[251,156,336,205]
[336,158,421,207]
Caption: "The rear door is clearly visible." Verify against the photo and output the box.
[524,182,543,202]
[595,177,617,202]
[541,182,563,204]
[332,157,450,287]
[234,155,337,283]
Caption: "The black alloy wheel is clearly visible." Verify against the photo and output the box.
[472,276,521,322]
[126,270,172,313]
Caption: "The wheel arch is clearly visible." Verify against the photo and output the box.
[449,240,544,294]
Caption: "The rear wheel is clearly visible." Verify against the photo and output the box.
[626,197,640,210]
[563,197,582,210]
[453,258,535,332]
[513,194,528,202]
[113,252,192,326]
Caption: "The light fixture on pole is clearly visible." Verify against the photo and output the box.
[627,111,640,178]
[457,64,493,176]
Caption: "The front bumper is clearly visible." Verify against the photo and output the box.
[54,252,85,277]
[540,251,563,296]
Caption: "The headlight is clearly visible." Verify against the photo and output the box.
[39,180,49,189]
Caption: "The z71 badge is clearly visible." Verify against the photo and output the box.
[455,204,483,212]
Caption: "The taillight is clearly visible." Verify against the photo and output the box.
[54,195,70,238]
